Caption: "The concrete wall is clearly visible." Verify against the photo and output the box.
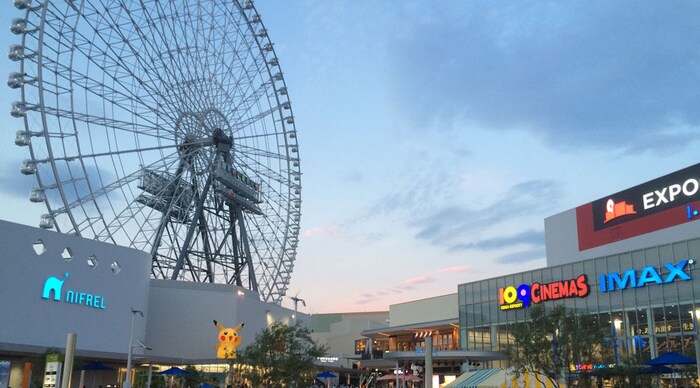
[310,312,388,368]
[389,294,457,327]
[145,279,302,363]
[0,220,151,359]
[326,315,388,355]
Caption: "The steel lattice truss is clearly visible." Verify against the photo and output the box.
[8,0,301,304]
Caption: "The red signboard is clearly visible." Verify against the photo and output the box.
[577,163,700,251]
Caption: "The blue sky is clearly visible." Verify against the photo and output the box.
[1,1,699,313]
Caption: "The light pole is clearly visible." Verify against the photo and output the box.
[553,328,559,382]
[612,319,622,365]
[125,309,144,388]
[692,309,700,387]
[290,294,306,322]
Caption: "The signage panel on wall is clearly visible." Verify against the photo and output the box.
[577,163,700,251]
[499,275,590,310]
[41,272,107,310]
[498,260,692,310]
[591,163,700,231]
[599,260,693,292]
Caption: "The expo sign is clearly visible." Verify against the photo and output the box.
[591,163,700,231]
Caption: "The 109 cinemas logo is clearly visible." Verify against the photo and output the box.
[499,275,590,310]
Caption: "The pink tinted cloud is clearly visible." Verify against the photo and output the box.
[304,225,342,237]
[393,275,436,291]
[436,265,471,274]
[351,266,475,308]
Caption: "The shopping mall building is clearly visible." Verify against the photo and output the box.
[459,162,700,364]
[351,163,700,385]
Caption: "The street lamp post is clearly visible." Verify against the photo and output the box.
[290,295,306,323]
[125,309,144,388]
[553,328,559,382]
[612,319,622,365]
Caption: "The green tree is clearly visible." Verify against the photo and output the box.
[236,320,327,387]
[183,366,204,388]
[506,305,607,388]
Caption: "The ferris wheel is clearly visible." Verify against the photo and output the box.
[7,0,301,304]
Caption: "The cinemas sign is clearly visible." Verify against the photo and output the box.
[591,163,700,231]
[499,275,590,310]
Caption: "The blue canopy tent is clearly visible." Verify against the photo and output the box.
[158,367,191,388]
[639,365,674,374]
[643,352,696,387]
[644,352,696,365]
[315,371,337,388]
[78,361,115,388]
[158,367,191,375]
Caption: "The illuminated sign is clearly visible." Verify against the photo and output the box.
[603,199,636,223]
[600,260,693,292]
[41,272,106,309]
[591,163,700,231]
[569,364,608,372]
[499,275,590,310]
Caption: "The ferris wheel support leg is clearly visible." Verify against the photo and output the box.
[197,213,215,282]
[171,173,214,280]
[228,207,244,287]
[235,206,258,292]
[149,164,186,275]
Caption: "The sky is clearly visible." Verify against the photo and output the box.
[1,1,699,314]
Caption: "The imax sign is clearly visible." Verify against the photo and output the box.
[600,260,693,293]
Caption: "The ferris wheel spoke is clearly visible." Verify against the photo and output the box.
[80,3,201,120]
[149,1,215,110]
[234,143,292,162]
[233,151,298,200]
[39,105,163,137]
[34,143,184,164]
[74,8,186,121]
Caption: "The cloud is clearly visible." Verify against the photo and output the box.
[414,179,559,245]
[448,229,544,252]
[353,266,471,305]
[495,248,546,264]
[0,161,35,198]
[353,274,437,305]
[436,265,471,274]
[392,275,436,291]
[388,2,700,153]
[304,225,343,237]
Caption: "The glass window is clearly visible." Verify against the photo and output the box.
[672,241,689,261]
[652,306,668,335]
[561,263,573,280]
[355,339,366,355]
[643,246,660,267]
[658,244,673,266]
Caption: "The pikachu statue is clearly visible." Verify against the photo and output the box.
[214,320,244,359]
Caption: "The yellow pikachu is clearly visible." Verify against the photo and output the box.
[214,320,244,359]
